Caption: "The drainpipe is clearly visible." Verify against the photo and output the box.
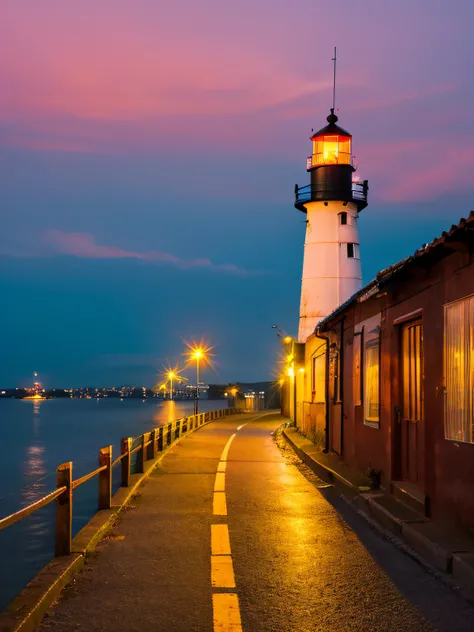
[315,329,330,453]
[340,318,345,457]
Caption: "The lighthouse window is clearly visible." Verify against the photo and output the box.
[339,212,347,225]
[347,243,360,259]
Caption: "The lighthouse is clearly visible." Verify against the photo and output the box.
[295,107,368,342]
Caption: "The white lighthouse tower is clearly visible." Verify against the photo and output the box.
[295,107,368,342]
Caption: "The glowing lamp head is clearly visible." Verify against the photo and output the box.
[308,110,352,170]
[168,371,175,380]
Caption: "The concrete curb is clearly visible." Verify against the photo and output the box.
[0,556,84,632]
[0,413,243,632]
[282,428,358,492]
[281,427,474,603]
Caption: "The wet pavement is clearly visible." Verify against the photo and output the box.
[38,412,474,632]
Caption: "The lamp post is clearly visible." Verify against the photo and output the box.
[273,325,297,425]
[192,349,203,414]
[184,340,213,415]
[168,371,175,401]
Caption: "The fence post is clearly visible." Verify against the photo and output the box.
[121,437,132,487]
[149,429,157,460]
[138,434,146,473]
[99,445,112,510]
[158,426,164,451]
[55,462,72,556]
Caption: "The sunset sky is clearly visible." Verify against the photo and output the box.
[1,0,474,386]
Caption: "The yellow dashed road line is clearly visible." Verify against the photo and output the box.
[211,555,236,588]
[213,492,227,516]
[220,433,236,462]
[212,594,242,632]
[211,524,231,555]
[211,421,253,632]
[214,472,226,492]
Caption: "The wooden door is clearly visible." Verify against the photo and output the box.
[400,321,424,484]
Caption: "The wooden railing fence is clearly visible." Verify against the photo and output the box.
[0,407,240,556]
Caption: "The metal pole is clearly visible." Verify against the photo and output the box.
[293,363,297,426]
[170,375,173,401]
[196,357,200,414]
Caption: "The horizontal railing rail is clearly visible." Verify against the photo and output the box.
[0,487,67,532]
[72,465,107,490]
[0,407,242,557]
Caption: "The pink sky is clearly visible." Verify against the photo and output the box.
[2,1,474,203]
[1,1,474,386]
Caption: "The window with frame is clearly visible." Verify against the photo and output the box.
[329,348,341,403]
[339,212,347,225]
[402,321,423,422]
[312,352,326,404]
[445,296,474,443]
[353,330,362,406]
[347,243,360,259]
[364,326,380,426]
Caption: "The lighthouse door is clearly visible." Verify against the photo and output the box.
[399,321,424,485]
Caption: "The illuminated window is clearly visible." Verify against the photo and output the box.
[445,296,474,443]
[311,134,352,167]
[364,327,380,426]
[329,348,341,403]
[353,330,362,406]
[402,321,423,422]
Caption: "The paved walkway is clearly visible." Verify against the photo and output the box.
[38,412,474,632]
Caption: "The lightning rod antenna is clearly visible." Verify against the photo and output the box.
[332,46,337,112]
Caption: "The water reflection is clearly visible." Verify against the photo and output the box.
[21,399,47,507]
[153,400,178,425]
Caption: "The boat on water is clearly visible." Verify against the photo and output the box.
[21,372,49,400]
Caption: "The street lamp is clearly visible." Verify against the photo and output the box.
[184,339,214,414]
[168,371,175,401]
[192,348,203,414]
[273,325,297,425]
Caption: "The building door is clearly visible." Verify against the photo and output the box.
[399,320,424,485]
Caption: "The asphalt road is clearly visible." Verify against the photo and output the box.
[38,412,474,632]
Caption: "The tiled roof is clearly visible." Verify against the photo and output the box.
[316,210,474,333]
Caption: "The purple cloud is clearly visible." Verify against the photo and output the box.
[44,230,257,276]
